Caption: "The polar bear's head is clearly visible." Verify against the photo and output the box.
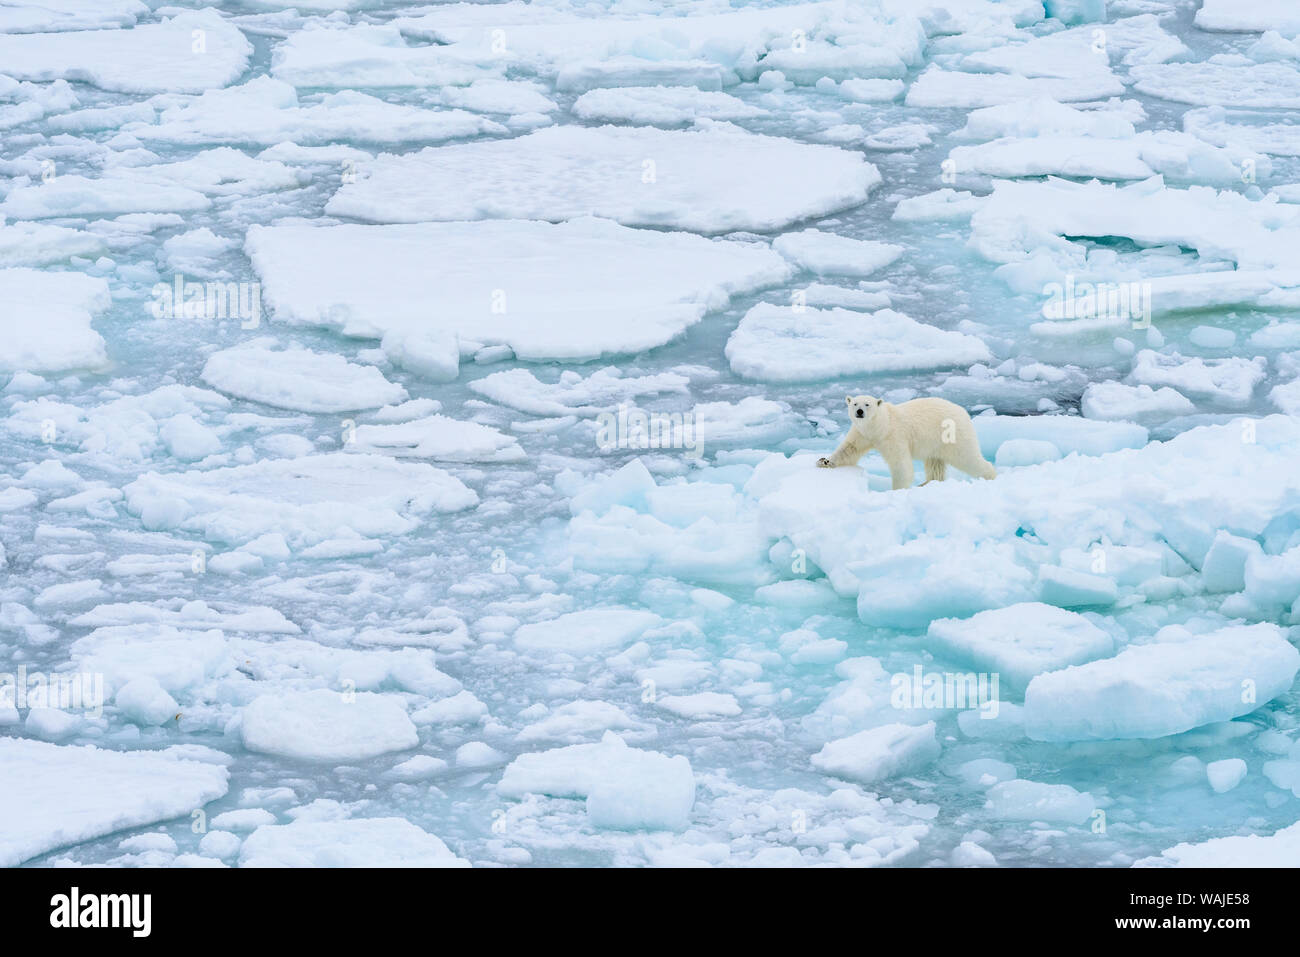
[846,394,884,424]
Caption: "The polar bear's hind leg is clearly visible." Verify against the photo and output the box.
[950,441,996,480]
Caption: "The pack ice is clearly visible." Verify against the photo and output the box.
[4,0,1300,872]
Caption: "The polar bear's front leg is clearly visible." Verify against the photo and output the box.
[880,442,914,490]
[817,434,869,468]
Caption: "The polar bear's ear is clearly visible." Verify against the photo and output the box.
[845,395,853,405]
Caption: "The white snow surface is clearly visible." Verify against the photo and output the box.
[0,738,229,867]
[244,218,791,363]
[0,11,251,94]
[201,341,407,413]
[239,817,470,866]
[325,124,881,233]
[0,269,111,373]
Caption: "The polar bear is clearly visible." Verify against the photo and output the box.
[817,395,996,489]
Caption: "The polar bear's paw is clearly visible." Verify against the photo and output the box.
[816,457,834,468]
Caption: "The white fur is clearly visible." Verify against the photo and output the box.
[817,394,997,489]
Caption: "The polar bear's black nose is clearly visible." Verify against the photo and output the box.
[855,409,865,418]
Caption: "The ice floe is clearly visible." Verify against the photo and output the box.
[396,0,926,90]
[571,87,765,125]
[0,10,251,94]
[201,341,406,413]
[270,22,497,89]
[1131,60,1300,108]
[239,817,469,866]
[130,76,505,147]
[0,0,147,33]
[726,304,992,382]
[325,124,880,233]
[245,218,791,364]
[753,416,1300,626]
[771,229,904,277]
[1025,624,1300,741]
[514,608,662,656]
[240,689,418,763]
[468,367,690,416]
[122,453,477,549]
[1137,820,1300,866]
[0,268,110,373]
[927,603,1114,693]
[0,738,228,866]
[811,722,940,784]
[906,66,1124,108]
[1194,0,1300,34]
[348,415,525,464]
[2,149,307,219]
[498,731,695,831]
[948,132,1266,185]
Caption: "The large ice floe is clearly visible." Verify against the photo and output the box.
[2,0,1300,871]
[0,739,229,867]
[394,0,927,89]
[325,124,881,232]
[0,269,111,373]
[244,217,792,365]
[0,10,251,94]
[126,76,507,148]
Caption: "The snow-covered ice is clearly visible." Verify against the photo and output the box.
[985,780,1096,825]
[498,731,695,831]
[0,269,111,373]
[770,229,904,277]
[325,124,881,233]
[0,738,228,866]
[1023,624,1300,741]
[811,722,940,784]
[0,10,251,94]
[513,608,662,656]
[270,23,498,90]
[201,341,407,413]
[0,0,148,34]
[245,218,791,363]
[394,0,926,90]
[727,304,991,382]
[240,690,419,763]
[1195,0,1300,34]
[1135,821,1300,867]
[927,603,1114,693]
[132,76,505,148]
[572,87,765,126]
[348,415,525,464]
[239,818,470,867]
[122,453,477,548]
